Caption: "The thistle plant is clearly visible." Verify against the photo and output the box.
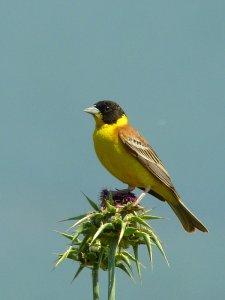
[55,190,168,300]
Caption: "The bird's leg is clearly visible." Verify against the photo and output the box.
[110,186,135,196]
[133,187,151,206]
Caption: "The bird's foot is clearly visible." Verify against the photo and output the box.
[133,187,151,206]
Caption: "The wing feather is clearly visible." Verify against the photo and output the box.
[119,126,174,189]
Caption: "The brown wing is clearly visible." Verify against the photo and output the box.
[119,125,174,190]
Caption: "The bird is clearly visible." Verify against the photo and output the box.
[84,100,208,233]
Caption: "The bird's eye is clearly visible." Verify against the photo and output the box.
[105,106,110,112]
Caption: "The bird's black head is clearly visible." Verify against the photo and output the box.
[94,100,125,124]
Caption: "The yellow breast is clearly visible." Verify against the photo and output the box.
[93,115,156,188]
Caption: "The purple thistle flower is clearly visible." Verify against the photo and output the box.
[100,189,137,208]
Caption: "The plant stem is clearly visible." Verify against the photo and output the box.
[92,265,100,300]
[108,240,117,300]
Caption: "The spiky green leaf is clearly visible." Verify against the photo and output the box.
[133,245,142,280]
[82,193,100,211]
[117,253,133,275]
[69,214,92,230]
[78,234,91,252]
[116,263,134,281]
[59,214,88,222]
[117,220,127,246]
[71,223,84,241]
[106,201,117,213]
[129,216,152,228]
[55,231,74,241]
[71,265,85,282]
[55,246,73,268]
[120,251,136,263]
[124,226,137,236]
[141,215,163,220]
[91,223,114,244]
[151,231,169,266]
[139,232,153,267]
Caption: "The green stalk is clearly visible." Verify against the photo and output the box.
[92,265,100,300]
[108,240,117,300]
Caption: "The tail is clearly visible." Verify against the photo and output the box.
[167,200,208,233]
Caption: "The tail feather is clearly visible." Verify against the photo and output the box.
[168,200,208,233]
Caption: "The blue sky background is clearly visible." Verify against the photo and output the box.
[1,1,224,299]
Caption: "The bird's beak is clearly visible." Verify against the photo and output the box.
[84,105,100,115]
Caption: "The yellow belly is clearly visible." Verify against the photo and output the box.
[93,124,157,188]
